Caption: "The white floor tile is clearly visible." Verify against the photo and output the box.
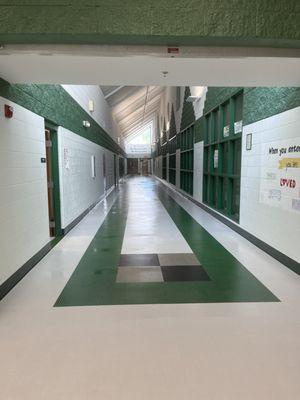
[0,176,299,400]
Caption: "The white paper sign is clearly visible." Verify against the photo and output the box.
[125,143,151,155]
[223,125,230,137]
[259,137,300,213]
[214,149,219,169]
[91,155,96,178]
[246,133,252,150]
[234,120,243,134]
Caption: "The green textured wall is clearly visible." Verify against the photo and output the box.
[195,86,300,143]
[243,87,300,125]
[0,1,299,47]
[0,78,124,155]
[203,87,241,114]
[195,87,300,142]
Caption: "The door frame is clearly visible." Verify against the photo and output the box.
[45,121,62,237]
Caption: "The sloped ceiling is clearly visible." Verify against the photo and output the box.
[101,85,164,141]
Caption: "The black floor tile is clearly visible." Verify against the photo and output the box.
[119,254,160,267]
[161,265,210,282]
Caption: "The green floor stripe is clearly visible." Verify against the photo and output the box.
[55,191,129,307]
[157,185,279,303]
[55,179,279,307]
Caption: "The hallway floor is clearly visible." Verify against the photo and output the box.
[1,177,299,399]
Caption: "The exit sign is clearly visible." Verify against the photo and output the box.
[167,47,179,54]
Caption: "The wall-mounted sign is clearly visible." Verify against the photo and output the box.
[91,155,96,178]
[278,157,300,169]
[268,189,281,200]
[234,120,243,134]
[167,47,179,54]
[246,133,252,150]
[125,143,151,155]
[260,137,300,213]
[223,125,230,137]
[214,149,219,169]
[4,104,13,118]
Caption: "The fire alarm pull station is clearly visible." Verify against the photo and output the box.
[4,104,13,118]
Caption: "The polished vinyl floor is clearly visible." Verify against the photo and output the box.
[1,176,300,399]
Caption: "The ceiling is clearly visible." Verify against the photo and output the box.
[0,45,299,86]
[101,86,164,140]
[1,44,299,142]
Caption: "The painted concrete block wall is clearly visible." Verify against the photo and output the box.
[240,107,300,263]
[1,2,300,49]
[0,96,50,285]
[58,126,107,229]
[62,85,121,144]
[193,141,204,203]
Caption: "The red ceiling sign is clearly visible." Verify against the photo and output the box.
[167,47,179,54]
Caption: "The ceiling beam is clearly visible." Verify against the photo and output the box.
[104,86,125,99]
[125,121,154,143]
[115,94,162,125]
[112,86,164,118]
[122,113,157,137]
[118,104,160,133]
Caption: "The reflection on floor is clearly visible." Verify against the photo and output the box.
[1,176,300,400]
[55,176,278,306]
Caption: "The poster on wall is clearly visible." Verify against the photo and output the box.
[234,120,243,134]
[260,138,300,213]
[223,125,230,137]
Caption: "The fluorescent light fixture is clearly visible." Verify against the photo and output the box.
[88,100,94,112]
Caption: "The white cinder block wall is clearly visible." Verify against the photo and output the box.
[61,85,122,144]
[193,141,204,202]
[0,84,122,287]
[58,127,115,229]
[0,97,50,285]
[240,107,300,263]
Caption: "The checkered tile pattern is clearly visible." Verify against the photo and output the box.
[116,253,210,283]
